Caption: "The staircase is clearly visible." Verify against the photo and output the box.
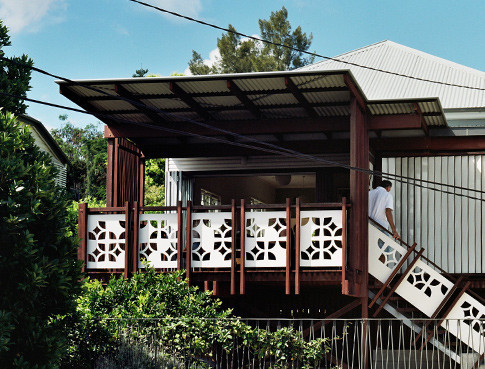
[368,221,485,366]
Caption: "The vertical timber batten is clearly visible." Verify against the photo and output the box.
[106,137,145,207]
[346,97,369,302]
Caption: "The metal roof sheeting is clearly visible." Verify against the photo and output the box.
[58,69,447,128]
[300,40,485,109]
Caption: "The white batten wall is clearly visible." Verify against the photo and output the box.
[383,155,485,273]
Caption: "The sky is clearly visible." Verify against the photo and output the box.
[2,0,485,131]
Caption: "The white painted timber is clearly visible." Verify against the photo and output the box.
[86,214,125,269]
[191,212,232,268]
[138,213,178,269]
[299,210,343,267]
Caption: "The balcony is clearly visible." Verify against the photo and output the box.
[78,199,349,293]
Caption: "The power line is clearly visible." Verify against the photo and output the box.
[2,54,485,198]
[128,0,485,92]
[2,55,484,199]
[3,89,485,203]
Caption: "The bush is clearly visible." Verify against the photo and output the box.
[0,112,82,367]
[64,269,332,369]
[65,197,106,239]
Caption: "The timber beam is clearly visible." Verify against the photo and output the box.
[285,77,318,118]
[115,83,164,125]
[82,86,350,101]
[138,139,351,158]
[372,136,485,155]
[169,82,212,121]
[227,80,261,119]
[59,85,115,125]
[104,116,351,139]
[344,73,366,111]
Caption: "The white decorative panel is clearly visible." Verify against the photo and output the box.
[300,210,343,267]
[87,214,126,269]
[442,293,485,355]
[395,259,454,317]
[191,212,232,268]
[368,223,408,283]
[245,211,287,268]
[138,214,178,268]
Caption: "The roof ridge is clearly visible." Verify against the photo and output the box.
[307,40,485,77]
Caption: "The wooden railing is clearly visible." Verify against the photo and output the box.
[78,198,349,294]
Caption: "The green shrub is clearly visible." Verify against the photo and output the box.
[0,112,82,367]
[64,269,332,369]
[65,197,106,239]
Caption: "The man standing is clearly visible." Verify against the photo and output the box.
[369,180,400,239]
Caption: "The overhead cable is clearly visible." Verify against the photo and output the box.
[128,0,485,92]
[3,89,485,203]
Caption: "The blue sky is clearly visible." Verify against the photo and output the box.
[2,0,484,131]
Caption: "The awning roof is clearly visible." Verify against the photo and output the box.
[57,69,447,129]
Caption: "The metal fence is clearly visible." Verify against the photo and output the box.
[68,318,485,369]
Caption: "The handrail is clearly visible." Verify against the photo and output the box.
[369,217,453,279]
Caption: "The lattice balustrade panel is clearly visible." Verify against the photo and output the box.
[245,211,287,268]
[442,293,485,355]
[300,210,343,267]
[395,259,454,317]
[191,212,232,268]
[138,214,178,268]
[368,223,408,283]
[87,214,126,269]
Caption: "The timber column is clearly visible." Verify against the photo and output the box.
[106,135,145,207]
[345,96,369,308]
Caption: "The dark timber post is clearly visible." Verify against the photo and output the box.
[372,154,382,189]
[106,138,115,207]
[347,96,369,302]
[78,203,88,273]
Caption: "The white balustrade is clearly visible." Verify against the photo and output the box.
[300,210,343,267]
[86,214,126,268]
[442,293,485,355]
[191,212,232,268]
[368,223,408,283]
[395,259,454,317]
[138,214,178,268]
[245,211,287,268]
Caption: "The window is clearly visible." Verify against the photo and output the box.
[201,189,221,206]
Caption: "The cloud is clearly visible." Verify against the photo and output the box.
[113,24,129,36]
[142,0,202,20]
[184,47,220,76]
[183,34,260,75]
[0,0,66,34]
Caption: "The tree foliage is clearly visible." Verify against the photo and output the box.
[0,112,81,367]
[51,116,107,201]
[0,20,33,115]
[63,269,331,369]
[188,7,314,75]
[144,158,165,206]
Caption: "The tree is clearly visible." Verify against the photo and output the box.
[188,7,314,75]
[51,116,107,200]
[0,112,81,367]
[0,20,33,114]
[132,67,148,77]
[144,158,165,206]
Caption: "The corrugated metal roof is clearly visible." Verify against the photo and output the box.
[57,69,447,130]
[299,40,485,109]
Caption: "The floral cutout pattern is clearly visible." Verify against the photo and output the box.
[139,214,178,268]
[87,215,126,268]
[245,211,287,268]
[191,213,232,268]
[377,238,403,269]
[300,210,343,267]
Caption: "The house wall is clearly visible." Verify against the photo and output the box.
[30,127,67,188]
[383,155,485,274]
